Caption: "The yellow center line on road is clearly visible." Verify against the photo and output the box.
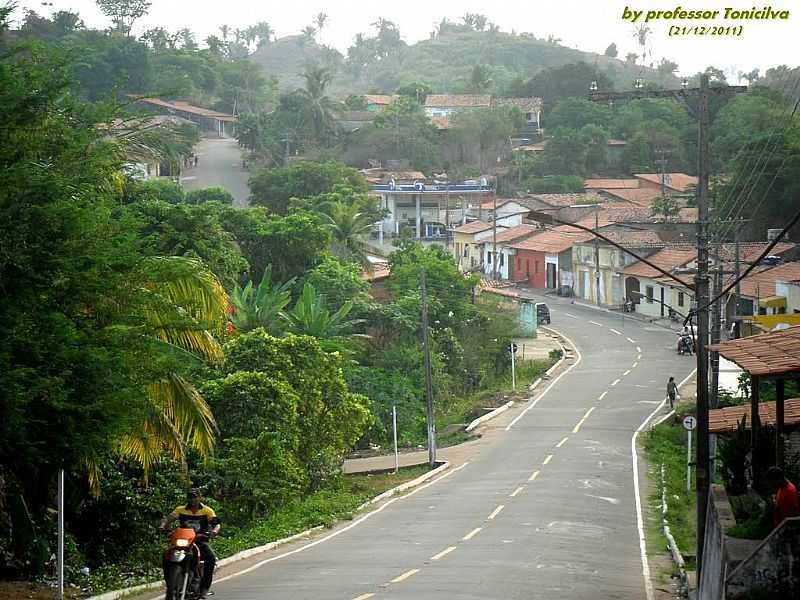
[430,546,457,561]
[627,337,636,344]
[487,504,505,520]
[609,328,622,335]
[390,569,420,583]
[352,594,375,600]
[598,391,608,401]
[572,406,596,433]
[510,486,525,497]
[463,527,482,540]
[623,369,631,376]
[638,354,642,360]
[543,454,553,465]
[636,346,642,353]
[632,362,638,368]
[611,378,621,386]
[556,436,569,448]
[528,470,540,481]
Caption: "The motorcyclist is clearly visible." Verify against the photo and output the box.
[677,326,693,354]
[160,488,220,599]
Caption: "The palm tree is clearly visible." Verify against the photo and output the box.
[320,200,376,266]
[297,65,339,144]
[113,256,229,485]
[281,283,367,353]
[229,265,295,333]
[633,24,651,64]
[219,24,230,41]
[314,12,328,43]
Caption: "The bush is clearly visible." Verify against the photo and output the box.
[185,187,235,205]
[126,178,185,204]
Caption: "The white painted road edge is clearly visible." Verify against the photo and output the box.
[631,368,696,600]
[89,462,462,600]
[466,401,515,432]
[505,329,582,430]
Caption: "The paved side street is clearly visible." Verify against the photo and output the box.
[180,137,250,207]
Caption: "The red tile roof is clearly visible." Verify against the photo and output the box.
[709,398,800,434]
[425,94,492,108]
[635,173,698,192]
[511,227,597,254]
[362,262,391,282]
[623,247,697,278]
[593,229,665,248]
[528,193,605,207]
[139,98,234,119]
[481,224,540,245]
[709,325,800,377]
[597,204,698,224]
[601,187,665,205]
[737,262,800,299]
[584,178,640,190]
[452,220,494,234]
[363,94,394,105]
[474,198,523,211]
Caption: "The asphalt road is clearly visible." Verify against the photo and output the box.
[185,298,696,600]
[180,137,250,208]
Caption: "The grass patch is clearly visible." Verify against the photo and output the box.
[643,421,697,558]
[436,357,553,436]
[74,465,432,596]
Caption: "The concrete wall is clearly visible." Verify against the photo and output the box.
[726,517,800,599]
[698,485,800,600]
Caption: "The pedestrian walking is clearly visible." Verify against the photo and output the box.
[194,154,199,167]
[666,376,679,409]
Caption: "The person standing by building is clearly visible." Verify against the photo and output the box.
[767,466,800,528]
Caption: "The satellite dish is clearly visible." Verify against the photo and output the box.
[414,181,425,192]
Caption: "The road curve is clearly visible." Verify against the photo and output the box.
[162,298,696,600]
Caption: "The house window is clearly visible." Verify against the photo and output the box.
[678,292,685,307]
[463,243,469,258]
[646,286,654,304]
[500,253,504,267]
[486,251,492,264]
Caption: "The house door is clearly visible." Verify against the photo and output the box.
[625,277,640,304]
[546,263,557,288]
[660,287,665,317]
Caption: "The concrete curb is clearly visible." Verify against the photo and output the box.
[661,464,689,589]
[87,463,450,600]
[356,461,450,509]
[465,402,515,432]
[529,377,542,391]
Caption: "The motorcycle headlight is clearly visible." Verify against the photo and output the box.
[175,539,190,548]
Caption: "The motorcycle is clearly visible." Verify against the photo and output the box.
[677,334,694,355]
[163,528,207,600]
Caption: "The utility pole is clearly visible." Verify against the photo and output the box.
[734,224,743,339]
[492,189,498,281]
[420,270,436,468]
[594,211,601,305]
[711,259,723,409]
[695,74,711,577]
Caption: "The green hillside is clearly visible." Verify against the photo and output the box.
[249,29,677,97]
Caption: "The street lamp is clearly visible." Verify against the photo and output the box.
[681,78,689,89]
[634,78,644,89]
[589,80,598,92]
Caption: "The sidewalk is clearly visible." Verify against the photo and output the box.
[343,329,567,474]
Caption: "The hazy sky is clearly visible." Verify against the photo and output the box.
[13,0,799,80]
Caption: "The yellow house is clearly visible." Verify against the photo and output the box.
[452,221,507,271]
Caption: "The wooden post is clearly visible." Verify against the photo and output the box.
[776,378,785,467]
[751,375,761,483]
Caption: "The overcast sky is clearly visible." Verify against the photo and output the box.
[13,0,799,80]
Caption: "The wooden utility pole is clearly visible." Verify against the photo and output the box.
[594,211,601,305]
[710,259,723,409]
[695,74,711,576]
[420,270,436,468]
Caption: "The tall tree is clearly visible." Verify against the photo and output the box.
[96,0,151,36]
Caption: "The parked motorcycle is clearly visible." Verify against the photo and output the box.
[677,334,694,355]
[163,528,207,600]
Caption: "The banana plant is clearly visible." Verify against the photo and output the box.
[229,265,295,333]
